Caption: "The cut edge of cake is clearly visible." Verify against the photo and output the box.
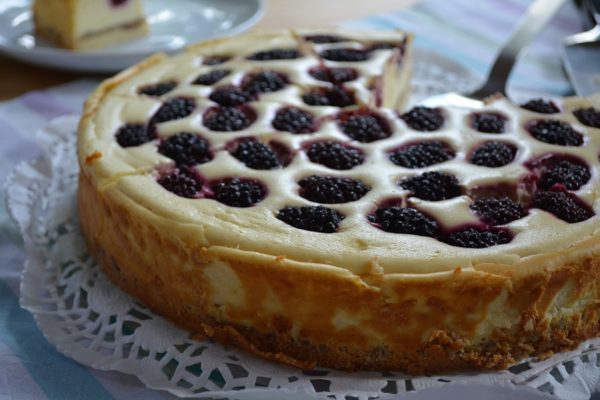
[33,0,149,50]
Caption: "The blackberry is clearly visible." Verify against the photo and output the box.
[231,139,281,170]
[306,141,364,170]
[298,175,370,204]
[138,81,177,97]
[243,71,288,95]
[399,171,462,201]
[309,66,358,84]
[203,55,230,65]
[338,111,391,143]
[389,141,454,168]
[320,48,370,62]
[520,99,560,114]
[573,107,600,128]
[469,141,517,167]
[272,107,316,134]
[539,160,591,191]
[533,191,593,223]
[276,205,344,233]
[303,34,347,43]
[203,107,254,131]
[247,48,302,61]
[193,69,231,86]
[209,86,254,106]
[151,97,196,124]
[444,227,512,248]
[528,120,583,146]
[471,112,507,133]
[470,197,526,225]
[157,167,204,198]
[302,86,356,108]
[115,123,154,147]
[368,206,439,237]
[212,177,267,207]
[400,106,444,132]
[158,133,212,166]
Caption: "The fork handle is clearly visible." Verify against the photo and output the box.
[469,0,567,99]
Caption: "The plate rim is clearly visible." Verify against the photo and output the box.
[0,0,265,67]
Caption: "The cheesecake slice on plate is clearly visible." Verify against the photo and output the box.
[32,0,148,50]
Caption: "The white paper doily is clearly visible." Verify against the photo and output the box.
[5,54,600,399]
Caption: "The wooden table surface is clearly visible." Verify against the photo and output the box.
[0,0,416,101]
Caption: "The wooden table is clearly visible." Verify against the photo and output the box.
[0,0,416,101]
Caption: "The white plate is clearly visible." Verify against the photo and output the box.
[0,0,265,73]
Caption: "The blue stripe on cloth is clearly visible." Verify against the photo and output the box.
[0,280,114,400]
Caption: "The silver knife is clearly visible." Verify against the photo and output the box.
[562,0,600,96]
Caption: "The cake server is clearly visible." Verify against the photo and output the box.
[422,0,567,109]
[562,0,600,96]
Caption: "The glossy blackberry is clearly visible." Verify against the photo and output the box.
[151,98,196,124]
[400,171,461,201]
[400,106,444,132]
[203,107,254,131]
[272,107,316,134]
[573,107,600,128]
[533,191,593,223]
[243,71,288,94]
[231,139,281,170]
[306,141,364,170]
[115,123,154,147]
[158,133,212,166]
[539,160,591,191]
[303,34,347,43]
[276,205,344,233]
[320,48,370,62]
[471,112,507,133]
[528,120,583,146]
[338,111,391,143]
[308,66,358,83]
[469,141,517,167]
[389,141,454,168]
[212,178,267,207]
[138,81,177,97]
[302,86,356,108]
[203,55,230,65]
[193,69,231,86]
[209,86,254,106]
[369,206,439,237]
[520,99,560,114]
[444,227,511,248]
[157,167,204,198]
[298,175,370,204]
[247,48,301,61]
[470,197,526,225]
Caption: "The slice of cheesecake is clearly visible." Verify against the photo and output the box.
[32,0,148,50]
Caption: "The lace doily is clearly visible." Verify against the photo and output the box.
[6,52,600,399]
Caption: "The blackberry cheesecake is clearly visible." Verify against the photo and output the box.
[33,0,148,50]
[77,29,600,374]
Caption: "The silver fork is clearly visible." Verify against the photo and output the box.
[422,0,568,109]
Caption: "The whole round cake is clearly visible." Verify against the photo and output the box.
[77,28,600,374]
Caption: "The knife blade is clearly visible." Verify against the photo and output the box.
[562,0,600,96]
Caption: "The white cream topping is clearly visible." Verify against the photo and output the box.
[80,30,600,275]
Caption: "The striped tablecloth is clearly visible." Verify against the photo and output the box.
[0,1,586,399]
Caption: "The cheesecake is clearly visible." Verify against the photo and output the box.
[77,29,600,374]
[32,0,148,50]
